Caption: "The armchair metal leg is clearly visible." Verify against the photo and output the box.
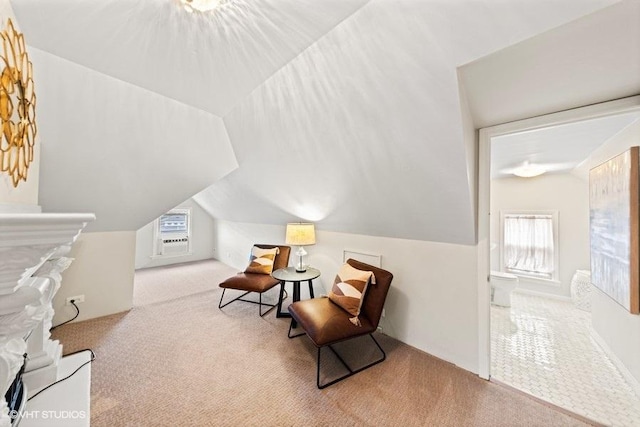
[218,289,277,316]
[258,293,278,316]
[316,334,386,389]
[288,320,306,339]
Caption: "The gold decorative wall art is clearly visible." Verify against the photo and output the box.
[0,18,37,188]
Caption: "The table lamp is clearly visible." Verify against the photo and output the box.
[285,223,316,272]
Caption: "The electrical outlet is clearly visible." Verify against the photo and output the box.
[66,295,85,305]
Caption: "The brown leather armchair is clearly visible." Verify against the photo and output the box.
[288,258,393,388]
[218,244,291,316]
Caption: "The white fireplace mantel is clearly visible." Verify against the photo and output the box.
[0,214,96,295]
[0,212,95,427]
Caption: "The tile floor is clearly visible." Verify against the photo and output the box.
[491,292,640,426]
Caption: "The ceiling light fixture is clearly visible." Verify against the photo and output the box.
[512,161,546,178]
[180,0,229,13]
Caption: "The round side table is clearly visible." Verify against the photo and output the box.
[272,267,320,324]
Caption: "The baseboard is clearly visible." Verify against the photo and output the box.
[590,327,640,398]
[513,288,572,302]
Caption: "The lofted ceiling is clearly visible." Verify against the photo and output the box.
[11,0,370,117]
[12,0,637,243]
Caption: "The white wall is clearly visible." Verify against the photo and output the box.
[135,198,217,269]
[586,116,640,385]
[0,141,40,208]
[459,0,640,129]
[459,74,478,237]
[53,231,136,325]
[490,174,590,297]
[213,219,480,374]
[592,288,640,384]
[31,46,238,233]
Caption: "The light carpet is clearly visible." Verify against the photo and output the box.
[52,259,595,426]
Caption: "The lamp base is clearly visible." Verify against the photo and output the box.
[295,249,307,273]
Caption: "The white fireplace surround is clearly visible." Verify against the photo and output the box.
[0,213,94,426]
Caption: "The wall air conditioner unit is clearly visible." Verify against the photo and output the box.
[160,235,189,256]
[155,209,191,257]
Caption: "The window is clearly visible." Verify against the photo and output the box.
[500,211,558,281]
[159,212,189,233]
[153,208,191,257]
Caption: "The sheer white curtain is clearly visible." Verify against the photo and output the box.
[503,214,554,277]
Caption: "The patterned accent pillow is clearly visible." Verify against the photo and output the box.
[328,262,376,326]
[244,246,279,275]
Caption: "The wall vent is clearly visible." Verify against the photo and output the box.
[343,250,382,267]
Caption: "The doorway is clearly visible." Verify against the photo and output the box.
[477,96,640,424]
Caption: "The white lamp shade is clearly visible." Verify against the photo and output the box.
[285,223,316,246]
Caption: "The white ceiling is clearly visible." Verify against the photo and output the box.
[10,0,639,243]
[491,113,640,179]
[11,0,369,117]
